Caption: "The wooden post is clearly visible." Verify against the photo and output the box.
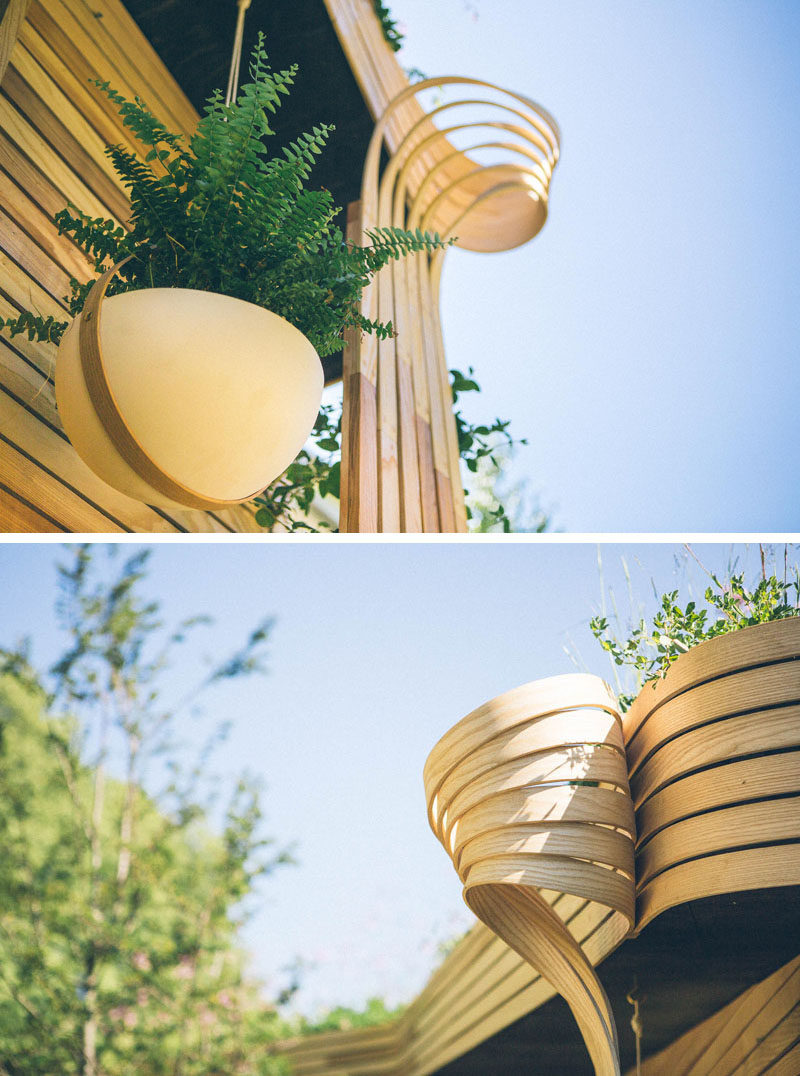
[339,200,379,532]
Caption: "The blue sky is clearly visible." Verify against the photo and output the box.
[0,540,791,1013]
[389,0,800,531]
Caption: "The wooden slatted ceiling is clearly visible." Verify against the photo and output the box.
[0,0,261,531]
[634,955,800,1076]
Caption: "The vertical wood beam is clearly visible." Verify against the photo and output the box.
[0,0,29,84]
[340,199,378,532]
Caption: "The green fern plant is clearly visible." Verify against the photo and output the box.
[0,34,451,358]
[0,35,533,533]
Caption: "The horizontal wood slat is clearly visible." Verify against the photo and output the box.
[0,0,264,531]
[0,481,63,529]
[0,0,28,83]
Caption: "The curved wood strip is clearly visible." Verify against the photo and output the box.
[340,45,560,530]
[625,618,800,748]
[627,661,800,776]
[77,262,269,510]
[637,843,800,933]
[631,703,800,809]
[636,752,800,844]
[425,674,632,1075]
[624,620,800,935]
[636,796,800,889]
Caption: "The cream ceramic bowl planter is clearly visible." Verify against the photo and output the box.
[55,263,324,511]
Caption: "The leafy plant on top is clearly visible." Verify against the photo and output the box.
[0,34,451,359]
[373,1,404,52]
[0,34,529,532]
[591,545,800,710]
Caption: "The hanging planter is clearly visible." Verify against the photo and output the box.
[55,262,323,510]
[0,33,452,517]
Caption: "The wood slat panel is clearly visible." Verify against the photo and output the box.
[0,383,182,531]
[282,629,800,1074]
[0,91,118,222]
[0,0,29,83]
[635,956,800,1076]
[0,0,277,531]
[3,65,129,219]
[0,430,126,530]
[0,166,93,282]
[0,483,63,530]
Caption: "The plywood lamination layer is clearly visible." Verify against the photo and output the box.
[0,0,261,531]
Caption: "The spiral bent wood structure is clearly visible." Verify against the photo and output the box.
[330,0,559,532]
[624,617,800,934]
[280,620,800,1075]
[424,675,634,1076]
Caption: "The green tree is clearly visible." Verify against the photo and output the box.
[0,547,292,1075]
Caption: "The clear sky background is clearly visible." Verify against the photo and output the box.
[386,0,800,531]
[0,540,790,1015]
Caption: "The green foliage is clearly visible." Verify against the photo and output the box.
[591,549,800,711]
[253,402,341,532]
[296,996,404,1035]
[450,366,529,533]
[0,547,294,1075]
[0,33,451,361]
[257,366,530,532]
[372,2,404,52]
[464,447,551,534]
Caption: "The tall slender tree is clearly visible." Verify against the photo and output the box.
[0,546,292,1075]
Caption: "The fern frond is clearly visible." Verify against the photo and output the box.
[0,310,68,344]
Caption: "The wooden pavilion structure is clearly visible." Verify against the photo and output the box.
[280,621,800,1074]
[0,0,558,532]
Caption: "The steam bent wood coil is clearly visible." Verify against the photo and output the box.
[424,673,635,1076]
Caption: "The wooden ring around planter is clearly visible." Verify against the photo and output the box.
[56,260,324,512]
[77,260,264,511]
[424,674,635,1076]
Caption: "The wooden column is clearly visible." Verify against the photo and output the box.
[340,199,379,532]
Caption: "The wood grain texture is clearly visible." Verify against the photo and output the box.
[0,0,28,84]
[340,199,379,532]
[624,618,800,935]
[280,621,800,1075]
[329,0,560,532]
[424,674,632,1076]
[0,0,262,531]
[0,481,63,530]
